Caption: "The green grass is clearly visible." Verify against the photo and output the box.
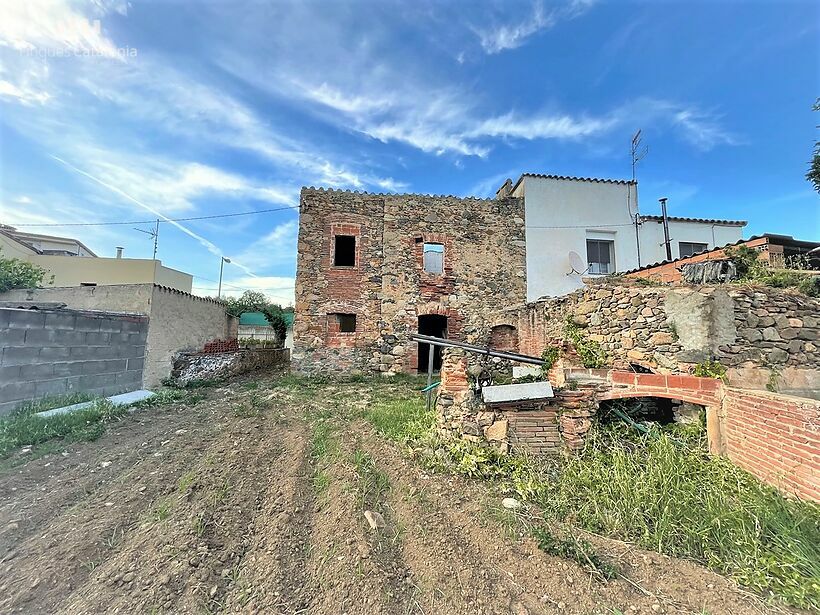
[0,399,126,459]
[0,388,203,463]
[362,387,820,610]
[544,426,820,609]
[532,526,619,580]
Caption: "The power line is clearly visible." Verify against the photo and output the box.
[10,205,299,228]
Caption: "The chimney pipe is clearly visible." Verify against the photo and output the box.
[116,247,124,259]
[659,198,672,261]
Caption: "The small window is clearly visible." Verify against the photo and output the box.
[336,313,356,333]
[679,241,708,258]
[333,235,356,267]
[586,239,615,275]
[423,243,444,274]
[80,282,97,287]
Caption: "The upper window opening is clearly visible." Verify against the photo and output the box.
[423,242,444,274]
[333,235,356,267]
[336,313,356,333]
[586,239,615,275]
[679,241,708,258]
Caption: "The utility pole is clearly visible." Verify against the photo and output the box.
[659,197,672,261]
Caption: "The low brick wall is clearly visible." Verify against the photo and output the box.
[723,389,819,501]
[436,348,819,501]
[0,307,147,415]
[171,348,289,384]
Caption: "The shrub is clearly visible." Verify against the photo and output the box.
[0,251,52,292]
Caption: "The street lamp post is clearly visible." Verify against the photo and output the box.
[218,256,231,298]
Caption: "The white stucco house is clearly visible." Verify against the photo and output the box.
[501,173,746,300]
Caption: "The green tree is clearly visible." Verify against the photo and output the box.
[0,252,52,292]
[221,290,289,345]
[808,98,820,193]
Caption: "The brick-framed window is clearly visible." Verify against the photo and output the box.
[328,313,357,334]
[333,235,356,267]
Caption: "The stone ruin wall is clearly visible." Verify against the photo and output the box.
[435,280,819,456]
[293,188,526,374]
[503,281,819,397]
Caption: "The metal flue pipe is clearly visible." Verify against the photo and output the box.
[409,333,544,366]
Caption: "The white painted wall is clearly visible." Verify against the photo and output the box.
[638,219,744,265]
[515,176,639,300]
[515,175,746,299]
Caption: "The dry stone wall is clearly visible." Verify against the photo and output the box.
[505,281,819,396]
[293,188,526,374]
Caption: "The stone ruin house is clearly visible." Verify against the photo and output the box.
[292,188,526,374]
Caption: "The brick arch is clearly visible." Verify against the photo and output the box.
[600,372,723,408]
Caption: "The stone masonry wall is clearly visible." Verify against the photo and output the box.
[0,307,147,415]
[171,348,289,384]
[293,188,526,374]
[505,281,819,397]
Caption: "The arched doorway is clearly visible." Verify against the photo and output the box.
[418,314,448,372]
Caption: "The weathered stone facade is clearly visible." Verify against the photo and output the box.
[505,280,819,397]
[293,188,526,373]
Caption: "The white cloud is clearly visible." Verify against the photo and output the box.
[0,0,126,58]
[232,219,299,271]
[472,0,597,54]
[672,109,740,150]
[474,2,554,54]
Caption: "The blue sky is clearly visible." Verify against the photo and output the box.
[1,0,817,304]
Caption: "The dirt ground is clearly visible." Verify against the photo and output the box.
[0,372,800,615]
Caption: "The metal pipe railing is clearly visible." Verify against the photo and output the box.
[409,333,544,366]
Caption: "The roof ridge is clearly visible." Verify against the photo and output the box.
[300,186,513,201]
[640,214,747,226]
[520,172,635,185]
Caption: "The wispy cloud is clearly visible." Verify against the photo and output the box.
[473,0,597,54]
[50,155,261,278]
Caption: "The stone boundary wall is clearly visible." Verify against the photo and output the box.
[171,348,289,384]
[0,307,147,415]
[723,389,819,501]
[501,281,819,397]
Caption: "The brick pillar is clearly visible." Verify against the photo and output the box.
[556,388,598,450]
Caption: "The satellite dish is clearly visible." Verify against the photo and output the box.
[567,251,588,276]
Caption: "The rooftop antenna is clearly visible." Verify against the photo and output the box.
[133,218,160,260]
[630,129,648,266]
[630,129,648,183]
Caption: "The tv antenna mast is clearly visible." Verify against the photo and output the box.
[631,129,648,182]
[629,130,648,267]
[133,218,160,260]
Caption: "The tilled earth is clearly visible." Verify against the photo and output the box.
[0,373,797,614]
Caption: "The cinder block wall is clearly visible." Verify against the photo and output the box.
[0,307,148,415]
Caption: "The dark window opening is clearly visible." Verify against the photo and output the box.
[598,397,705,427]
[679,241,708,258]
[333,235,356,267]
[423,243,444,274]
[80,282,97,287]
[335,313,356,333]
[586,239,615,274]
[418,314,447,372]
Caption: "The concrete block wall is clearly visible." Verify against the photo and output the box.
[0,307,148,415]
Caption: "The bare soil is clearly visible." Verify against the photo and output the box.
[0,373,799,614]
